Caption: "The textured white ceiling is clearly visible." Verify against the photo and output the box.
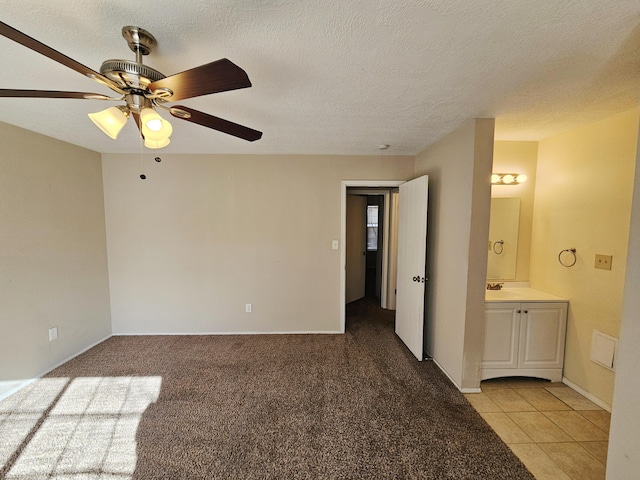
[0,0,639,155]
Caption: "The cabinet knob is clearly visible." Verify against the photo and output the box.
[524,310,528,314]
[517,310,521,313]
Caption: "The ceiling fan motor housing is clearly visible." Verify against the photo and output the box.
[99,59,165,91]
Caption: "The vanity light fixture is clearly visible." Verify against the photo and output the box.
[491,173,527,185]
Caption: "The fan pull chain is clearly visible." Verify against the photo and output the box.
[139,127,146,180]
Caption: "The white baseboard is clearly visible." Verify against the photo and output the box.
[0,334,112,403]
[430,357,477,392]
[459,387,482,394]
[562,376,612,412]
[112,330,343,336]
[430,358,481,393]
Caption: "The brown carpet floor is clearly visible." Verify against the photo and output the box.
[1,298,534,479]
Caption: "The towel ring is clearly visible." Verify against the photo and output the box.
[558,248,577,267]
[493,240,504,255]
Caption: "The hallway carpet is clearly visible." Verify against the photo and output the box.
[1,298,533,479]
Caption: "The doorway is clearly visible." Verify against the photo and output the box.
[346,193,385,304]
[341,177,430,362]
[340,180,404,332]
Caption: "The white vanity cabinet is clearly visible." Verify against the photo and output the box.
[481,293,568,382]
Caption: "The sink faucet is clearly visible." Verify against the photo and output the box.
[487,283,504,290]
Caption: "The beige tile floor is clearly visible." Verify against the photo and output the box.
[464,378,610,480]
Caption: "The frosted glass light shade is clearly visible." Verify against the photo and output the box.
[144,137,170,149]
[88,107,128,139]
[140,108,173,141]
[144,120,172,141]
[140,107,162,131]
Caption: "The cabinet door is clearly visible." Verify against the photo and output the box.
[482,303,520,369]
[519,303,568,369]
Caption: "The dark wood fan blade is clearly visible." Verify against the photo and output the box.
[0,88,111,99]
[148,59,252,101]
[0,20,123,93]
[132,112,144,139]
[170,105,262,142]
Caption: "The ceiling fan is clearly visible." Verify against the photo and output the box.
[0,20,262,148]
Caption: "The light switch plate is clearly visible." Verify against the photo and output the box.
[594,254,613,270]
[48,326,58,341]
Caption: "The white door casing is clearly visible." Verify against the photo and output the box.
[386,191,400,310]
[395,175,429,360]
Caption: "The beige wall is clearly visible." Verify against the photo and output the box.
[101,153,414,334]
[415,119,494,390]
[530,108,639,406]
[491,141,538,281]
[0,122,112,394]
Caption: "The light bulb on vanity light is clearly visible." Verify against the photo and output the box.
[491,173,528,185]
[501,174,515,184]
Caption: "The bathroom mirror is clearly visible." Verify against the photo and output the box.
[486,197,520,280]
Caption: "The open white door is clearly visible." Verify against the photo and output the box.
[345,194,367,303]
[395,175,429,360]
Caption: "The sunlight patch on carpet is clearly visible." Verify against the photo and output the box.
[0,376,161,480]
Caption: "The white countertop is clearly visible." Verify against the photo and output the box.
[485,287,568,303]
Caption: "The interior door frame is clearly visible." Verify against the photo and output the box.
[340,180,404,333]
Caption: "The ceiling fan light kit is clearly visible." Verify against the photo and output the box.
[144,137,170,149]
[0,21,263,149]
[139,106,173,141]
[88,106,129,139]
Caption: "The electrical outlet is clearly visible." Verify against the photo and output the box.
[48,326,58,341]
[594,254,613,270]
[245,303,252,313]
